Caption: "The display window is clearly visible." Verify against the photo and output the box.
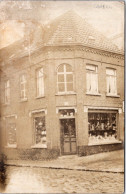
[34,114,46,148]
[88,112,119,145]
[6,116,17,147]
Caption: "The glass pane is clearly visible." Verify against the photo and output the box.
[58,83,65,92]
[106,68,115,76]
[35,116,46,144]
[66,64,72,72]
[8,123,16,145]
[58,74,64,82]
[88,112,117,144]
[66,74,73,82]
[58,65,64,72]
[67,83,73,91]
[86,65,96,72]
[38,68,43,77]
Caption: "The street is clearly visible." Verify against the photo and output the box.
[1,166,124,193]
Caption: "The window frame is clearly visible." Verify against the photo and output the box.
[20,74,27,101]
[86,64,99,94]
[4,80,10,105]
[106,68,117,96]
[36,67,44,98]
[57,64,74,94]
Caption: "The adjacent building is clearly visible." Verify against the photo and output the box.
[0,11,124,159]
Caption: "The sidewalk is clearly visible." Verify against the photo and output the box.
[6,150,124,173]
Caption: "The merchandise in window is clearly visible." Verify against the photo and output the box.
[88,112,118,145]
[57,64,73,93]
[86,64,98,94]
[6,121,17,146]
[106,68,117,95]
[34,116,46,147]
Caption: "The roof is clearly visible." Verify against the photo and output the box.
[43,10,123,54]
[0,10,124,61]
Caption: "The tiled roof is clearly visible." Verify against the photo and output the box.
[44,10,123,54]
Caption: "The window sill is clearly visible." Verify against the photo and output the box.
[20,98,28,102]
[5,144,17,148]
[35,96,45,99]
[88,140,122,146]
[86,92,101,96]
[106,94,120,98]
[31,144,47,149]
[55,92,76,96]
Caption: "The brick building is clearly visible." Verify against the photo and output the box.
[0,11,124,159]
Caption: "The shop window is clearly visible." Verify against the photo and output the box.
[5,80,10,104]
[57,64,73,93]
[36,68,44,97]
[20,74,27,100]
[34,113,46,148]
[88,112,118,145]
[86,64,98,94]
[106,68,117,95]
[6,117,17,147]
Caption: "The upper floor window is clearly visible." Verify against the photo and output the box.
[5,80,10,104]
[57,64,73,93]
[86,64,98,94]
[36,68,44,97]
[20,74,27,100]
[106,68,117,95]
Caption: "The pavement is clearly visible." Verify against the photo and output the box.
[6,149,124,173]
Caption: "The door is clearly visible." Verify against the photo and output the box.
[60,118,76,155]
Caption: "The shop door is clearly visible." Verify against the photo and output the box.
[60,118,76,155]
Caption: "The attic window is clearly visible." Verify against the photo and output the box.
[88,36,95,44]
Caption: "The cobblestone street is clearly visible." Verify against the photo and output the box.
[1,166,124,193]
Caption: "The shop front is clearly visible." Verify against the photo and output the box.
[88,109,119,145]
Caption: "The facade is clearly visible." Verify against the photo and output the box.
[0,11,124,159]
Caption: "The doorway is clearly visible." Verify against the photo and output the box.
[60,118,76,155]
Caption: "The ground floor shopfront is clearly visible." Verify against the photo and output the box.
[1,106,124,159]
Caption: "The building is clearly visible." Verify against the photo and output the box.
[0,11,124,160]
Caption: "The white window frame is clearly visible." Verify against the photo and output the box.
[86,64,98,94]
[5,80,10,104]
[36,67,44,97]
[57,64,74,94]
[106,68,117,95]
[20,74,27,101]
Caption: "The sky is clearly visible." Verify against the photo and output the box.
[0,1,124,49]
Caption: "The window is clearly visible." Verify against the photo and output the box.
[106,68,117,95]
[57,64,73,93]
[88,112,118,145]
[86,65,98,94]
[5,80,10,104]
[36,68,44,97]
[33,112,46,148]
[6,116,17,147]
[20,74,27,100]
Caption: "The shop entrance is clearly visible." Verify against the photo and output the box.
[60,118,76,155]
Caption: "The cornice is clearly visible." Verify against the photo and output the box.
[1,44,124,65]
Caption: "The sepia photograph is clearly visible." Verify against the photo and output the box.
[0,0,124,193]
